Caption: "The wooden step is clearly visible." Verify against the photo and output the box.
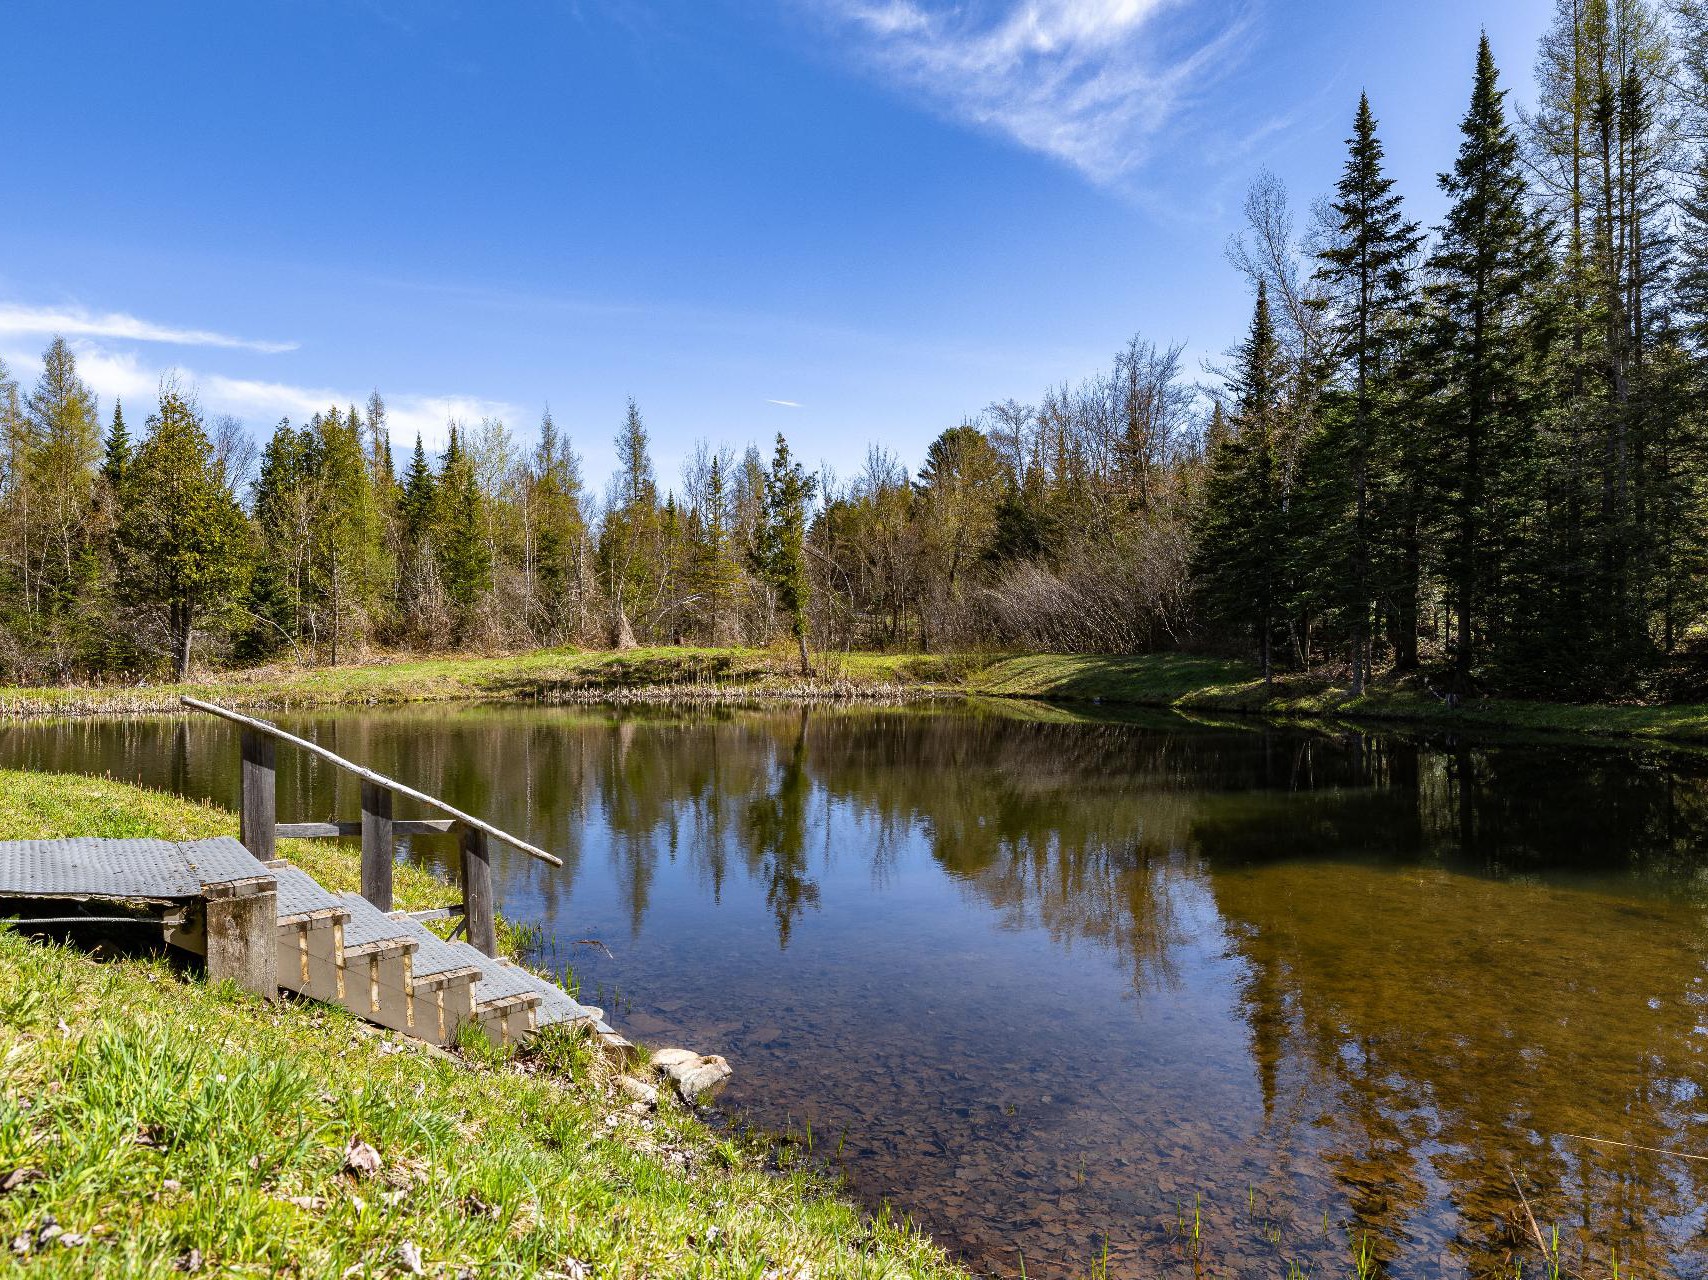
[334,893,420,1034]
[269,863,348,1004]
[386,915,485,1046]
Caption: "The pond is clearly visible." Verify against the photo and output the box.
[3,701,1707,1279]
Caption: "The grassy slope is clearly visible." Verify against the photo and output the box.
[968,653,1708,743]
[0,773,967,1280]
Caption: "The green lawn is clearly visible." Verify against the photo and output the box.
[0,773,970,1279]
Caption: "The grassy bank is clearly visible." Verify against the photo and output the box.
[2,643,1705,744]
[967,653,1708,744]
[0,647,967,719]
[0,773,968,1279]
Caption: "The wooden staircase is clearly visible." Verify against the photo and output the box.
[0,699,631,1057]
[0,836,624,1052]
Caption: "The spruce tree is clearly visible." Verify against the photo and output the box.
[756,434,817,675]
[102,401,132,490]
[1194,281,1289,683]
[1424,35,1552,694]
[115,387,249,677]
[434,425,490,635]
[529,408,586,641]
[1313,93,1422,691]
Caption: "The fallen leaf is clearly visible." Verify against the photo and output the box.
[280,1194,326,1211]
[173,1247,203,1272]
[343,1138,382,1178]
[0,1169,40,1194]
[58,1233,88,1248]
[396,1241,425,1275]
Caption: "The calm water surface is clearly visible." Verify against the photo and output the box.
[4,703,1707,1279]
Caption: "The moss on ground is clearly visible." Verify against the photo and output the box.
[0,774,970,1279]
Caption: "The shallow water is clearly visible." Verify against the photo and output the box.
[4,702,1707,1279]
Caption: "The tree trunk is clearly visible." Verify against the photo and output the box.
[174,603,194,681]
[796,624,811,677]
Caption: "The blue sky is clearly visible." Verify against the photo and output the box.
[2,0,1552,491]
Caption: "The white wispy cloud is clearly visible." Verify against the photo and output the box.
[766,398,803,408]
[811,0,1253,183]
[2,340,518,454]
[0,302,298,354]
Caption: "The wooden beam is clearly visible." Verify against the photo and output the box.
[239,729,276,862]
[181,697,561,867]
[277,819,457,839]
[460,826,498,958]
[361,781,394,912]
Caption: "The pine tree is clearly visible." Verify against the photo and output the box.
[755,434,818,674]
[1424,35,1553,694]
[598,399,660,647]
[529,408,587,641]
[434,424,490,636]
[695,451,741,644]
[1194,281,1290,683]
[115,386,249,677]
[102,401,132,490]
[1313,93,1422,691]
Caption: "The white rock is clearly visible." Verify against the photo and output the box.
[617,1076,658,1107]
[650,1048,732,1104]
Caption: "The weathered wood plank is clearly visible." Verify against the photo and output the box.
[460,826,498,958]
[361,782,394,912]
[239,729,276,862]
[205,883,278,1000]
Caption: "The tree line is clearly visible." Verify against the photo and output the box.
[1,6,1706,699]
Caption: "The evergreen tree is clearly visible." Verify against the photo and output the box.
[694,450,741,643]
[1194,282,1290,682]
[1424,35,1553,694]
[1312,93,1422,691]
[529,408,587,641]
[434,424,491,635]
[102,401,132,490]
[755,434,818,674]
[597,399,660,647]
[115,387,249,677]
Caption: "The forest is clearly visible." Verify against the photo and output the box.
[2,1,1707,701]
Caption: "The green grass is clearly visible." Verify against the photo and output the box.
[969,653,1708,743]
[3,642,1705,744]
[0,773,971,1279]
[0,646,965,719]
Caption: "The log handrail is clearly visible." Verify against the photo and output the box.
[180,697,562,868]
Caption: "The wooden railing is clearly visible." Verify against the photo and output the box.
[181,697,562,957]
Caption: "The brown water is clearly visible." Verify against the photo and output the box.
[4,703,1707,1279]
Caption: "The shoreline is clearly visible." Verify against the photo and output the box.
[0,645,1704,745]
[0,768,970,1279]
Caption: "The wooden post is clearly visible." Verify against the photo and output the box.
[205,881,278,1000]
[460,825,498,958]
[239,729,276,862]
[360,781,394,911]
